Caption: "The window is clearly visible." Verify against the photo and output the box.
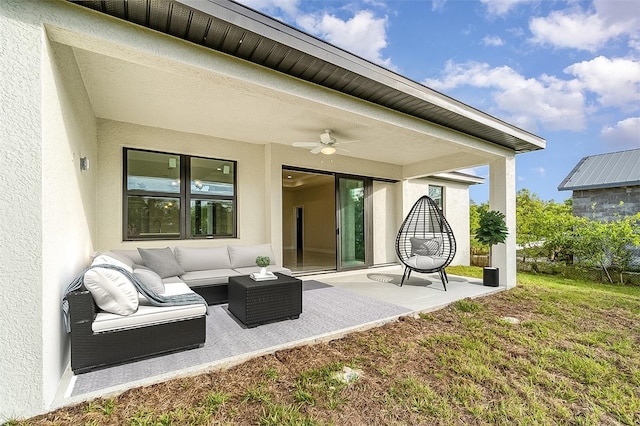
[124,148,236,240]
[429,185,444,212]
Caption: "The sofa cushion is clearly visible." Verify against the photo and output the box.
[84,267,139,316]
[133,267,165,295]
[162,276,185,285]
[228,244,275,268]
[180,269,241,287]
[92,283,206,332]
[111,249,144,265]
[92,253,134,273]
[174,246,231,272]
[233,266,292,276]
[138,247,185,278]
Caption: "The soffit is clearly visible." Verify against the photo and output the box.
[67,0,545,154]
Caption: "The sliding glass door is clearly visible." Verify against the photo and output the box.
[337,176,370,270]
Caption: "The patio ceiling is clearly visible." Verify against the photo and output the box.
[62,0,545,171]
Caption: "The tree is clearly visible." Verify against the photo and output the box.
[470,200,488,254]
[475,210,509,267]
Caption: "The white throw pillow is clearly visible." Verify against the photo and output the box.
[84,267,139,315]
[92,253,134,273]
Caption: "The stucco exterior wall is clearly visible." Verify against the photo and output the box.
[402,178,472,266]
[42,38,98,412]
[572,186,640,221]
[97,120,268,253]
[0,4,45,419]
[372,181,402,264]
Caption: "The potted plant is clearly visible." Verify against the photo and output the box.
[475,209,509,287]
[255,256,270,276]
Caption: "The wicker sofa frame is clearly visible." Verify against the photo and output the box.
[67,287,206,374]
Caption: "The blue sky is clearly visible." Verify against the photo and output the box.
[237,0,640,203]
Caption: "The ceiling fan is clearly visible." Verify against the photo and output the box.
[292,129,357,155]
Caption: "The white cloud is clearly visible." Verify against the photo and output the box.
[564,56,640,108]
[480,0,531,17]
[482,35,504,46]
[236,0,393,68]
[431,0,447,12]
[238,0,300,18]
[601,117,640,150]
[529,1,640,52]
[424,61,586,131]
[300,10,393,68]
[532,166,546,177]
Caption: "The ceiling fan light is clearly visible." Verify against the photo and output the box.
[320,146,336,155]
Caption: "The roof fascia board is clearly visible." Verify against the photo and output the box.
[176,0,545,149]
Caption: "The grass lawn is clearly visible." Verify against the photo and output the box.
[11,268,640,425]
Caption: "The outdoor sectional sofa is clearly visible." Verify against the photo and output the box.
[66,243,291,373]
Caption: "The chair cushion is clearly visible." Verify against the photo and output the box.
[228,244,275,268]
[137,247,185,278]
[410,237,441,256]
[174,246,231,272]
[405,255,447,270]
[111,249,144,265]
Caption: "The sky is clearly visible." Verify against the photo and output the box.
[236,0,640,203]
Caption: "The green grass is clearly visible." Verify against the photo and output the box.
[11,269,640,425]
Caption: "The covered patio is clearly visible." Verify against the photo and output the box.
[53,267,501,410]
[1,0,544,418]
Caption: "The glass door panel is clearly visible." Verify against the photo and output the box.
[338,177,366,270]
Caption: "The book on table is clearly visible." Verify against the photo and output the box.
[250,271,278,281]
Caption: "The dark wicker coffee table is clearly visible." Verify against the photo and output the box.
[228,273,302,328]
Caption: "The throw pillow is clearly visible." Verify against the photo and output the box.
[84,267,139,315]
[137,247,185,278]
[92,252,134,273]
[410,237,440,256]
[133,267,165,295]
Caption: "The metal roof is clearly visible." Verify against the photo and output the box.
[68,0,545,153]
[558,148,640,191]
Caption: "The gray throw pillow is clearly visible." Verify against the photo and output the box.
[133,267,166,295]
[137,247,185,278]
[410,237,440,256]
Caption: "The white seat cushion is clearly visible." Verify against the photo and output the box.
[180,269,240,287]
[92,283,206,332]
[405,255,447,270]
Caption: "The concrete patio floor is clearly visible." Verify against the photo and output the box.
[312,264,504,312]
[52,265,504,411]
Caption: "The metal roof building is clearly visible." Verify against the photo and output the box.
[558,148,640,191]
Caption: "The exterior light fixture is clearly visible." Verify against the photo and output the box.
[79,157,90,171]
[320,146,336,155]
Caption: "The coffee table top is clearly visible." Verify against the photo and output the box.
[229,273,301,288]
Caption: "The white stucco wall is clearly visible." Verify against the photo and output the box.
[0,5,45,420]
[372,181,402,264]
[402,178,472,266]
[96,120,268,252]
[42,38,98,409]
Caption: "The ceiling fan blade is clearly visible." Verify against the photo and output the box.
[335,139,360,146]
[293,142,320,147]
[310,146,323,154]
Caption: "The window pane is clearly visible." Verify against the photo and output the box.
[127,150,180,193]
[127,196,180,238]
[190,199,234,237]
[429,185,443,210]
[191,158,234,196]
